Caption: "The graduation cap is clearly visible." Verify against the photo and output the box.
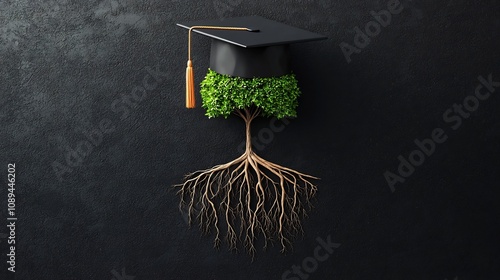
[177,15,327,108]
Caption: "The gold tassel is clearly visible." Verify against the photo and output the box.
[186,59,195,108]
[185,25,254,109]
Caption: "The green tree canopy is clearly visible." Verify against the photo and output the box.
[200,69,302,119]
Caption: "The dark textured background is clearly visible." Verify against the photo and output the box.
[1,0,499,279]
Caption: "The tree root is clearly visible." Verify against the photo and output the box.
[174,108,318,256]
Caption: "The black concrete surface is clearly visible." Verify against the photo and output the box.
[0,0,499,279]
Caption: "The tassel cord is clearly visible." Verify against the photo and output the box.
[185,26,252,108]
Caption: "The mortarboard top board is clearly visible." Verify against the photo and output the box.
[177,15,327,78]
[177,15,326,108]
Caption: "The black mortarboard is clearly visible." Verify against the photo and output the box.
[177,15,327,108]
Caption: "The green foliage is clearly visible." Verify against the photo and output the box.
[200,69,302,119]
